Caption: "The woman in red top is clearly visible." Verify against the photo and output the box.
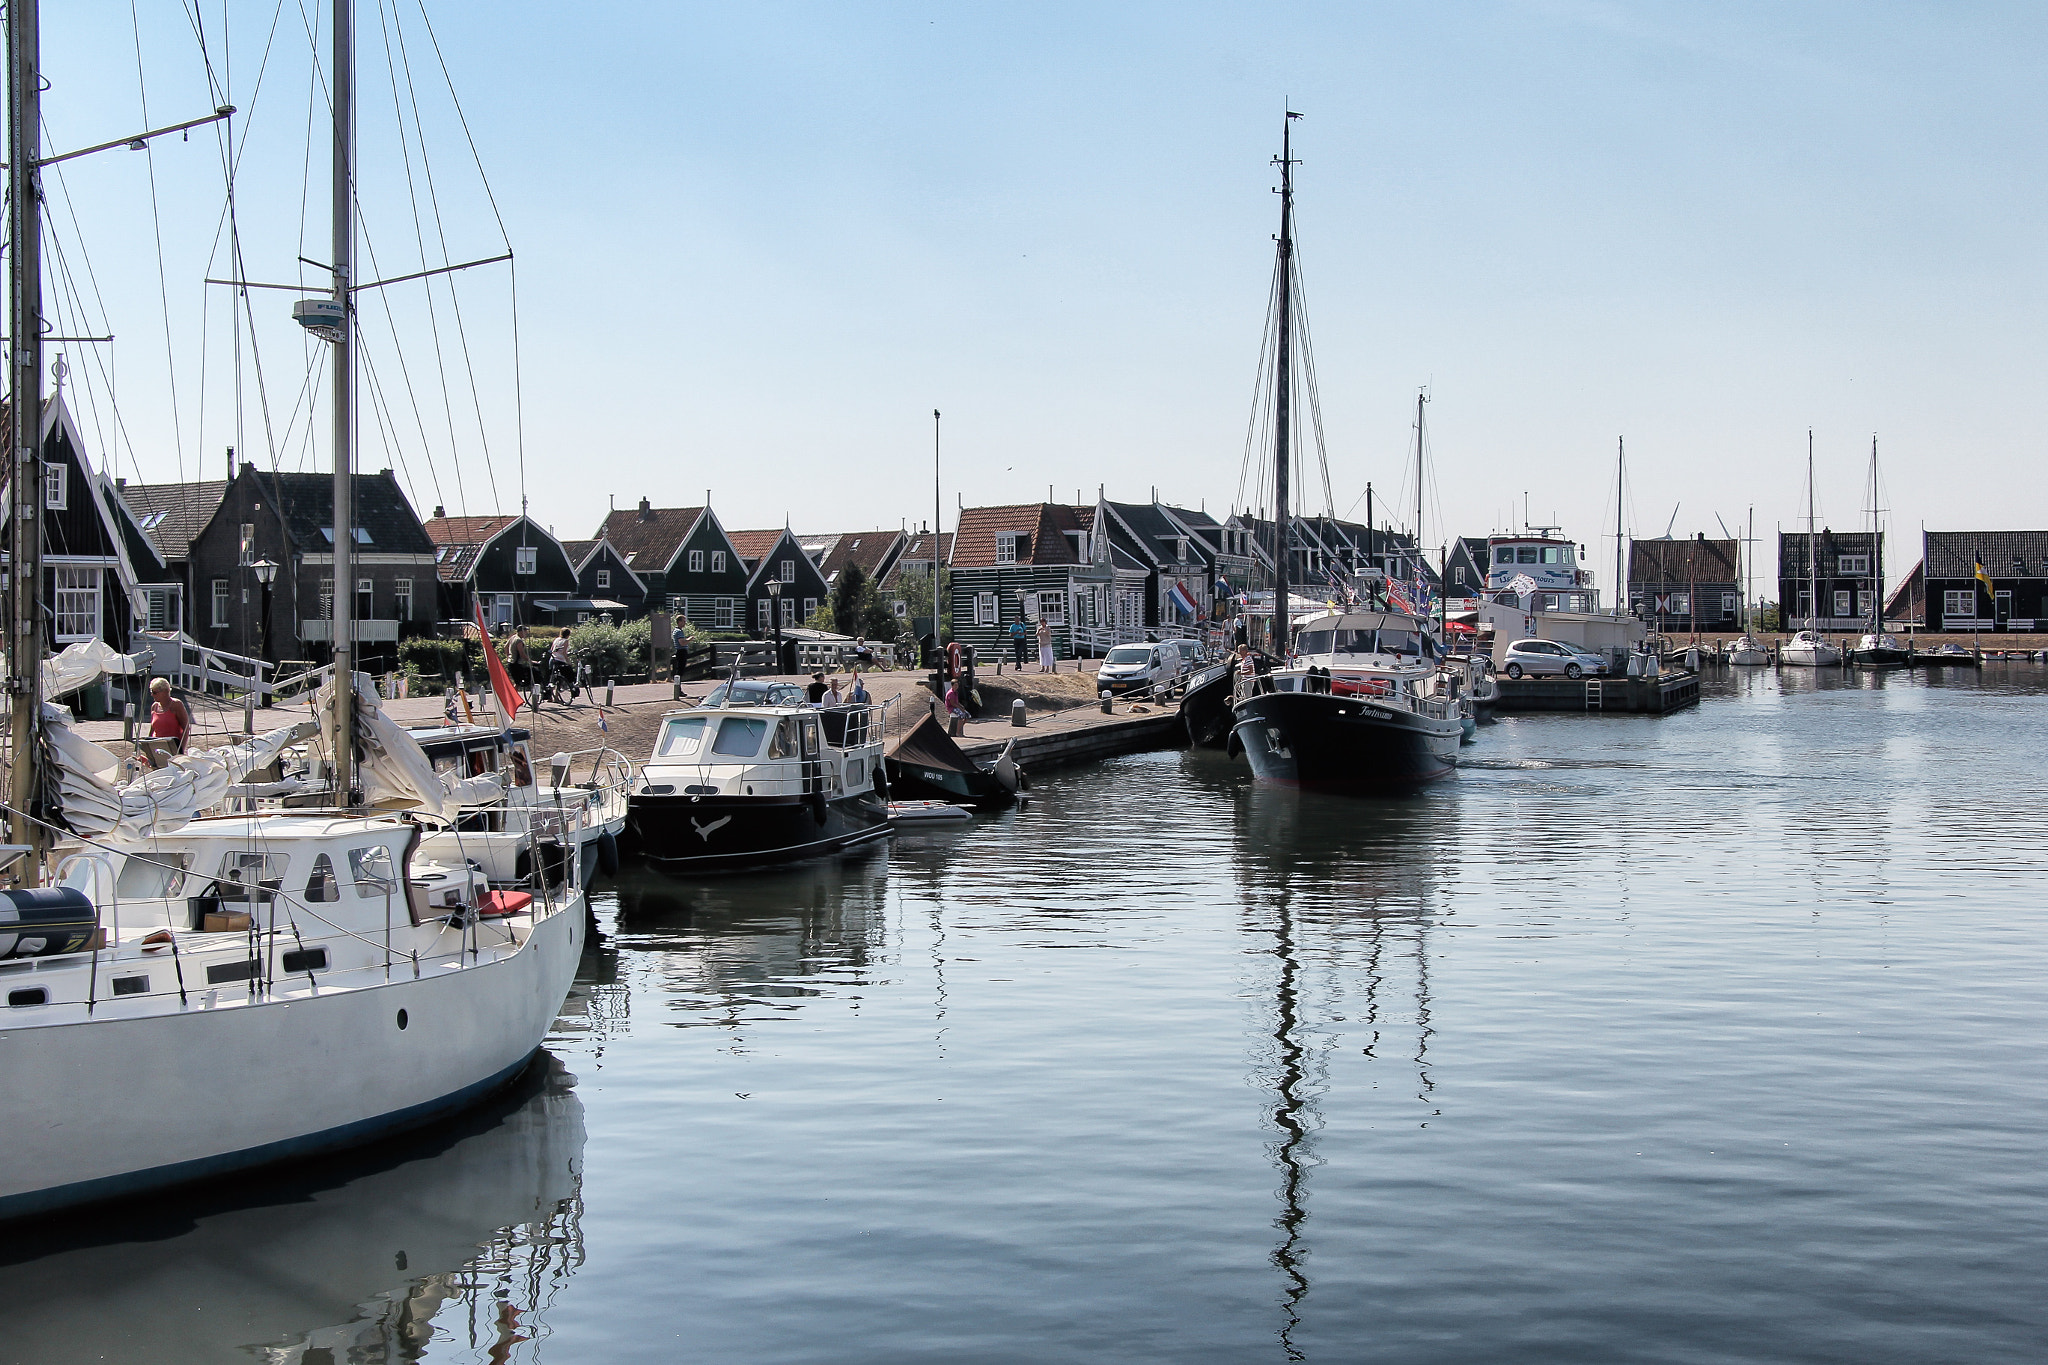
[148,677,192,756]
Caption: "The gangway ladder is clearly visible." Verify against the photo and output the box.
[1584,678,1603,712]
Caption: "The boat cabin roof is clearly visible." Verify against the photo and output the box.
[1293,609,1432,633]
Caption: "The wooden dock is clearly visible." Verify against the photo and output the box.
[1493,669,1700,715]
[959,708,1183,771]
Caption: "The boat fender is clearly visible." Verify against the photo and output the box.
[596,829,620,877]
[810,789,828,825]
[1225,729,1243,759]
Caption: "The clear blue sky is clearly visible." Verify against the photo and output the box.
[35,2,2048,592]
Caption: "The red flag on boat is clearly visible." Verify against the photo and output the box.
[473,601,523,722]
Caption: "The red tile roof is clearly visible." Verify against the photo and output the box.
[950,503,1088,569]
[423,514,515,546]
[592,505,705,571]
[725,529,790,565]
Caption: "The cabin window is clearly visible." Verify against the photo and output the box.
[1517,547,1539,563]
[655,715,710,757]
[717,597,737,629]
[712,716,769,758]
[712,551,726,573]
[393,579,413,620]
[1541,547,1565,564]
[43,463,65,510]
[117,852,190,899]
[1495,547,1513,564]
[768,717,800,759]
[1943,590,1975,619]
[1833,590,1851,618]
[54,567,101,642]
[996,534,1020,564]
[515,546,537,575]
[689,550,704,573]
[348,845,398,897]
[218,850,287,896]
[304,854,341,902]
[1542,594,1560,610]
[1838,554,1869,576]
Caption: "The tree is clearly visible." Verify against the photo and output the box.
[831,563,869,636]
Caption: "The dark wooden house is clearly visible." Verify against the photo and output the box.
[1777,529,1884,631]
[1916,530,2048,631]
[562,537,647,619]
[182,464,435,668]
[0,395,178,657]
[946,503,1107,659]
[422,512,578,629]
[1629,535,1740,632]
[728,528,832,634]
[591,500,752,630]
[115,476,230,634]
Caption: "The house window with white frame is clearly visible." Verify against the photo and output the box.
[1942,589,1975,619]
[689,550,704,573]
[804,597,818,620]
[319,577,335,619]
[976,592,997,625]
[394,579,413,620]
[1668,593,1690,616]
[1838,554,1869,576]
[1038,590,1067,625]
[717,597,737,629]
[996,533,1019,564]
[515,546,537,575]
[779,559,795,583]
[1996,589,2012,618]
[493,594,514,627]
[711,551,726,573]
[1722,592,1737,617]
[779,598,795,627]
[212,577,231,628]
[596,569,611,590]
[757,598,772,632]
[1833,589,1851,618]
[53,567,99,642]
[43,463,65,510]
[1856,591,1873,620]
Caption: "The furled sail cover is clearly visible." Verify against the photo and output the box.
[48,708,318,840]
[42,640,145,700]
[316,673,503,819]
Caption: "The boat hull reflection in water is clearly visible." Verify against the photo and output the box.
[1,1053,585,1364]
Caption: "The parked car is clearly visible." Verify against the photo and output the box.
[1159,638,1205,671]
[1501,639,1608,680]
[1096,642,1189,695]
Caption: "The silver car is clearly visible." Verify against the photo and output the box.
[1502,638,1607,680]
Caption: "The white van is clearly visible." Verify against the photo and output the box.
[1095,642,1188,696]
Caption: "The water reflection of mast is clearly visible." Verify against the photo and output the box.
[1267,886,1316,1361]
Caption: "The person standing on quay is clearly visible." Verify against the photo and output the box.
[1036,615,1055,673]
[1010,617,1028,668]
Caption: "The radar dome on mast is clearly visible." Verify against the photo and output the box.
[292,297,345,343]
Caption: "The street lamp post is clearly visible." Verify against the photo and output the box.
[250,558,279,665]
[766,578,785,674]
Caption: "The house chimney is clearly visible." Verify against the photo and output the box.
[226,445,235,479]
[638,496,652,520]
[433,505,445,519]
[115,476,126,487]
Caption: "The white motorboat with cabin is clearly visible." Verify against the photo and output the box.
[1781,629,1842,667]
[628,695,892,871]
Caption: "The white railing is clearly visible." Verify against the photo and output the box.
[1070,624,1148,657]
[138,631,276,701]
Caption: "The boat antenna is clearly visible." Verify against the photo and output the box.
[6,0,46,871]
[1272,110,1300,656]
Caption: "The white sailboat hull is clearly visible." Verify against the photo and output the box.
[1780,643,1842,666]
[0,897,584,1220]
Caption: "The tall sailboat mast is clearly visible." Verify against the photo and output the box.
[6,0,43,860]
[1415,390,1426,594]
[329,0,357,802]
[1868,435,1881,635]
[1806,429,1818,632]
[1613,438,1625,618]
[1271,112,1300,656]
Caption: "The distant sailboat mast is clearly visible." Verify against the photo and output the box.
[1271,112,1300,655]
[1806,429,1819,633]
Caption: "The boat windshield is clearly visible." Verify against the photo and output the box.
[1376,629,1437,660]
[1294,627,1437,659]
[711,716,770,758]
[700,681,805,708]
[656,715,710,758]
[1105,646,1152,666]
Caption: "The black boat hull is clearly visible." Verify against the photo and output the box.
[1848,648,1913,668]
[1231,691,1460,788]
[1181,664,1236,749]
[883,758,1011,805]
[626,790,891,873]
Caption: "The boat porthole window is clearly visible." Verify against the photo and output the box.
[396,1009,409,1030]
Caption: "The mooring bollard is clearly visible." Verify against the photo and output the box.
[1012,698,1027,727]
[243,691,255,735]
[606,681,616,707]
[1100,691,1113,715]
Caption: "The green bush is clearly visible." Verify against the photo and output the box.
[566,619,631,679]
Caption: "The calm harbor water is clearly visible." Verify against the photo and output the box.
[8,664,2047,1363]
